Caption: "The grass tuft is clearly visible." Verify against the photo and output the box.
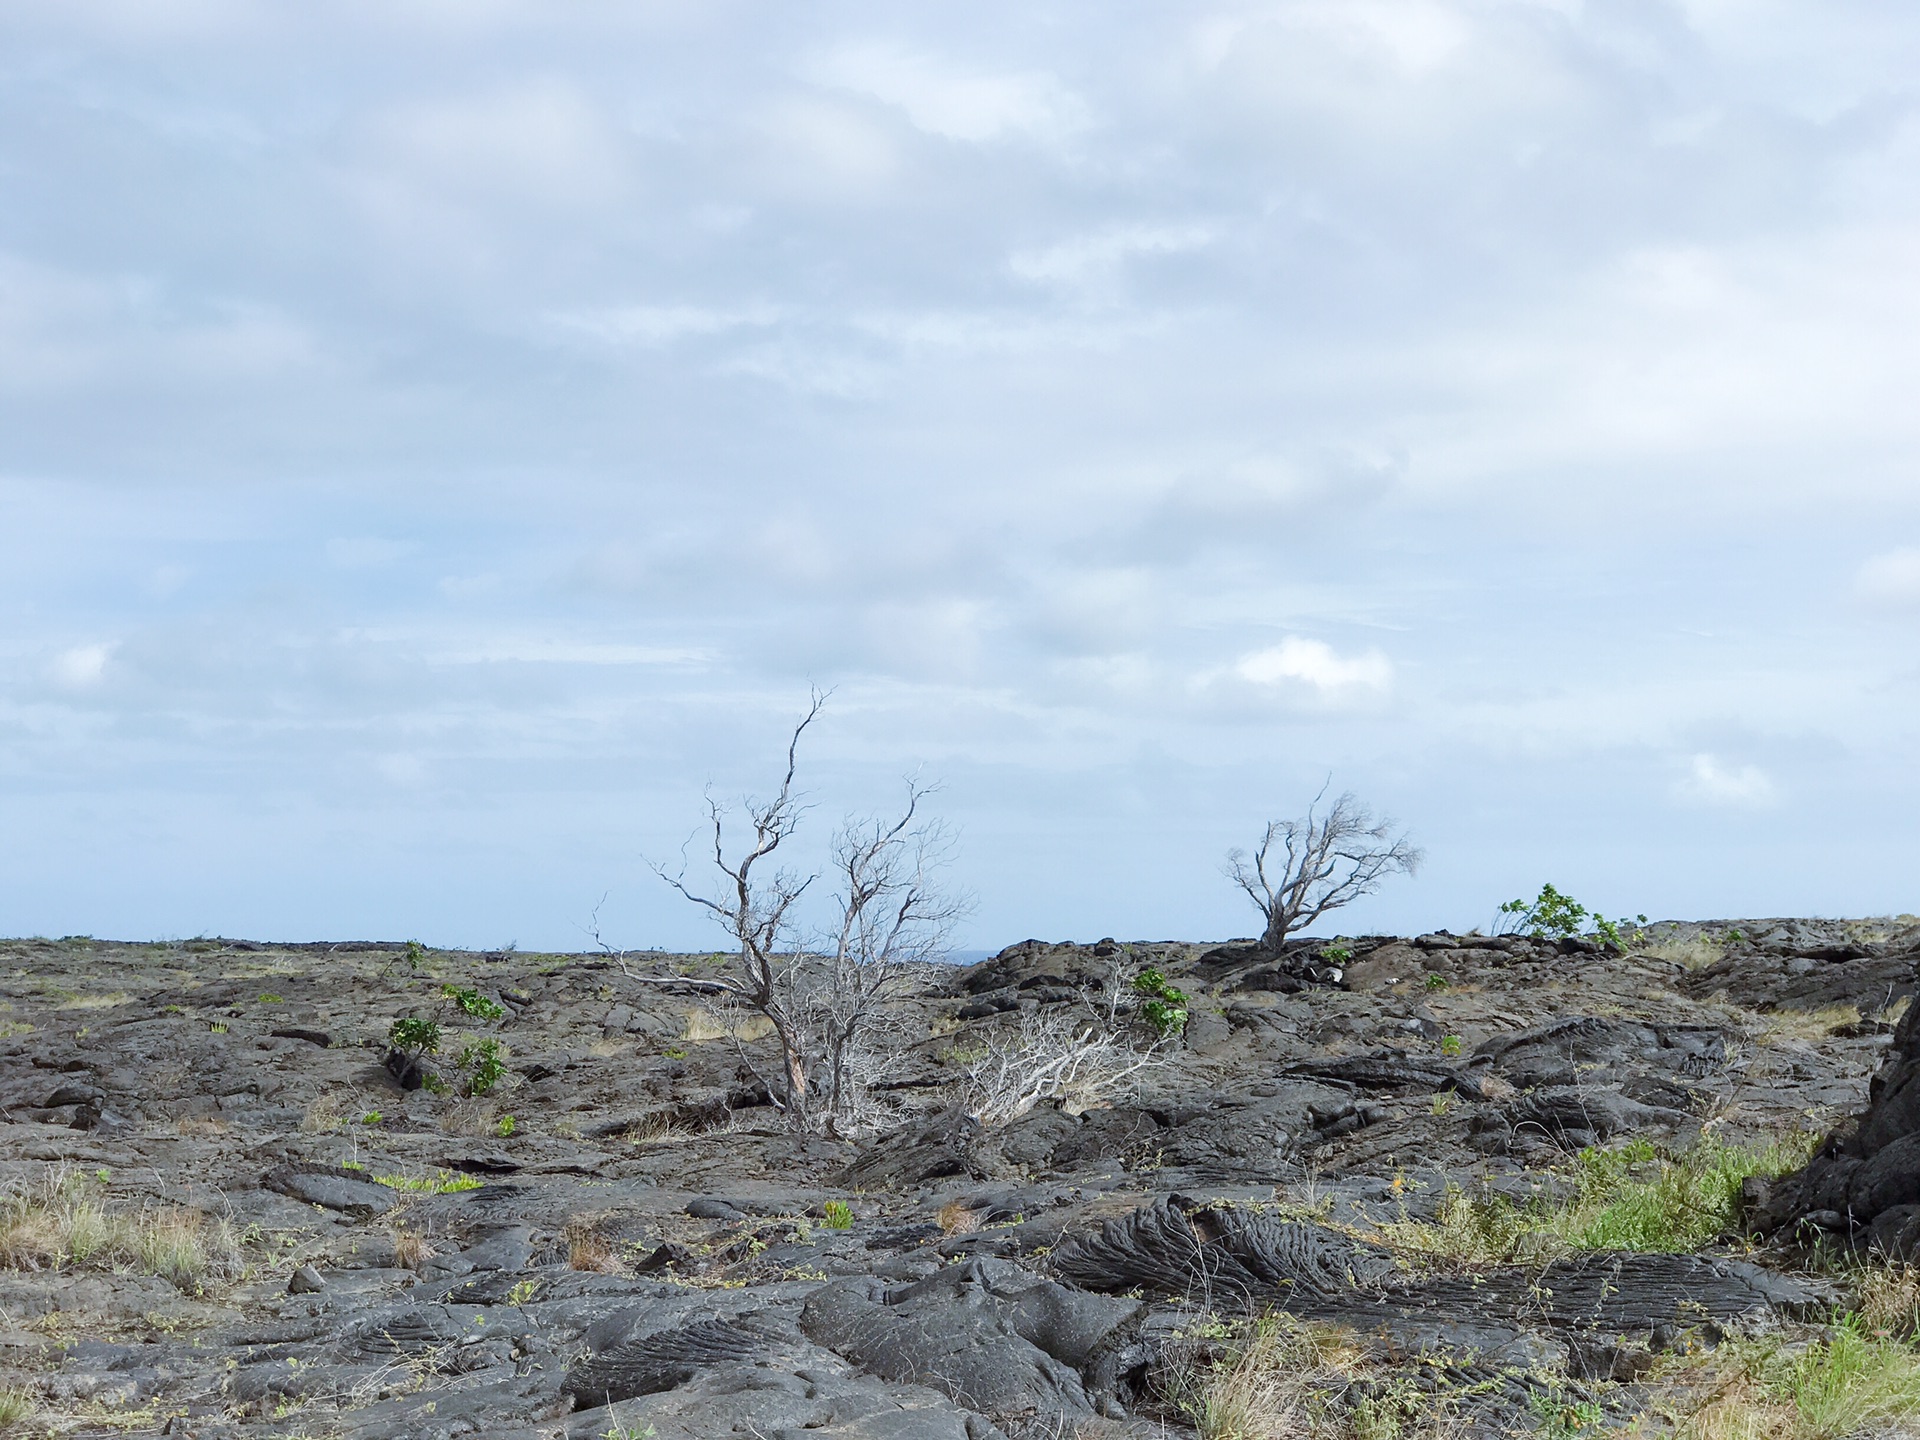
[0,1167,245,1292]
[1670,1316,1920,1440]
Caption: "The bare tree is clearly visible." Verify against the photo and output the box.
[805,784,968,1132]
[1226,788,1421,953]
[647,694,965,1133]
[651,692,825,1120]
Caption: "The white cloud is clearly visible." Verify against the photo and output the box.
[1010,223,1218,290]
[1678,754,1777,809]
[807,41,1089,145]
[1234,637,1393,695]
[1856,547,1920,607]
[49,643,114,689]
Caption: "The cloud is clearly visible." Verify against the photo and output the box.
[806,41,1089,145]
[1009,224,1218,292]
[1232,637,1393,697]
[1856,547,1920,607]
[1677,754,1777,809]
[49,643,114,689]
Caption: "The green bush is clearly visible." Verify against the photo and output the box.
[1497,884,1646,951]
[458,1038,507,1097]
[442,984,505,1021]
[1132,968,1190,1038]
[387,1016,441,1058]
[823,1200,854,1230]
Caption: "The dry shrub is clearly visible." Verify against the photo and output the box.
[387,1226,435,1270]
[565,1218,621,1273]
[440,1100,499,1138]
[174,1113,230,1137]
[300,1091,347,1133]
[936,1201,981,1236]
[1854,1262,1920,1339]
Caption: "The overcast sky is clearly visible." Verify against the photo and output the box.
[3,0,1918,952]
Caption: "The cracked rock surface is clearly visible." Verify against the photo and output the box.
[0,919,1912,1437]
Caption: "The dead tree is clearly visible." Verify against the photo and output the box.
[807,784,966,1131]
[650,696,964,1132]
[652,693,824,1121]
[1226,788,1421,953]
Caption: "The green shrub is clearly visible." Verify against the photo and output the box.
[823,1200,854,1230]
[458,1038,508,1097]
[496,1114,516,1137]
[442,984,505,1021]
[1498,884,1646,951]
[388,1016,441,1057]
[1133,968,1190,1038]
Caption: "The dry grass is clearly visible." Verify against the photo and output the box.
[1635,934,1736,970]
[388,1225,435,1270]
[682,1006,774,1044]
[1162,1313,1453,1440]
[1754,1005,1862,1043]
[173,1113,230,1137]
[439,1100,499,1137]
[299,1091,347,1133]
[936,1201,982,1235]
[0,1168,246,1292]
[565,1218,621,1273]
[55,992,133,1011]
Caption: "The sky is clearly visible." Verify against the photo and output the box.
[3,0,1919,952]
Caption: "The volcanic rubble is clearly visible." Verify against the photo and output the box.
[2,917,1919,1438]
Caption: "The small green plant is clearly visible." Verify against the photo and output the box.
[0,1385,35,1425]
[505,1277,540,1306]
[208,1020,228,1034]
[458,1038,508,1096]
[403,938,427,970]
[1132,968,1190,1038]
[1498,884,1645,951]
[257,992,284,1004]
[1425,972,1448,990]
[1498,883,1592,940]
[1319,944,1353,964]
[496,1114,516,1137]
[442,985,505,1021]
[422,1072,452,1096]
[1439,1034,1462,1057]
[1530,1391,1607,1437]
[1430,1092,1454,1116]
[663,1046,687,1060]
[388,1015,442,1057]
[360,1110,382,1126]
[823,1200,853,1230]
[374,1169,483,1194]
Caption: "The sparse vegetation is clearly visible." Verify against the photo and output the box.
[374,1169,483,1195]
[1370,1134,1822,1268]
[822,1200,854,1230]
[387,1015,441,1059]
[1665,1314,1920,1439]
[457,1037,508,1096]
[0,1167,245,1292]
